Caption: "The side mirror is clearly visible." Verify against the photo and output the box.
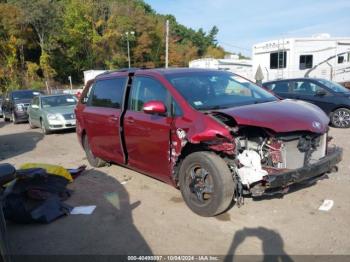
[143,100,167,115]
[315,89,327,96]
[31,104,39,109]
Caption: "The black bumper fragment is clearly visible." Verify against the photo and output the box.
[253,147,342,196]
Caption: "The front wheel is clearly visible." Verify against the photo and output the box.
[29,116,36,129]
[12,112,18,124]
[4,114,10,122]
[331,108,350,128]
[41,119,50,135]
[179,152,235,217]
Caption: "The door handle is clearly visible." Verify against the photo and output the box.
[126,117,135,124]
[109,115,119,122]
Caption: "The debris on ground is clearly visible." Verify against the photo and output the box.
[70,205,96,215]
[318,199,334,211]
[121,175,132,185]
[3,163,86,223]
[105,192,120,209]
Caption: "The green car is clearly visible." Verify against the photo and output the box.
[28,94,78,134]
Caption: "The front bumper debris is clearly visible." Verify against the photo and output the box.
[251,146,342,197]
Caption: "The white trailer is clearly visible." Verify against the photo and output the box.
[83,70,107,85]
[189,55,253,80]
[252,34,350,85]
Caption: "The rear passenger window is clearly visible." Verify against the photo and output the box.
[128,77,168,112]
[88,78,126,108]
[292,81,323,95]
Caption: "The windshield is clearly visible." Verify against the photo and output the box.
[166,71,277,110]
[41,95,77,108]
[317,79,350,93]
[12,90,41,100]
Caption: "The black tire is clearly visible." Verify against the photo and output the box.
[83,135,106,168]
[331,108,350,128]
[12,112,18,124]
[28,116,36,129]
[40,119,50,135]
[179,151,235,217]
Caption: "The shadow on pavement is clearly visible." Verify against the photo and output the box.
[0,132,44,161]
[224,227,293,262]
[7,169,152,255]
[0,121,10,129]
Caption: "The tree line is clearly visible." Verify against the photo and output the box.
[0,0,226,92]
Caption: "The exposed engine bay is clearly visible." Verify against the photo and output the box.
[209,112,329,199]
[233,128,327,185]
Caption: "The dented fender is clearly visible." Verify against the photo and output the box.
[169,113,236,178]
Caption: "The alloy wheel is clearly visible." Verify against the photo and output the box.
[187,165,214,204]
[332,109,350,128]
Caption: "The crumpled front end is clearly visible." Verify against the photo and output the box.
[206,111,343,202]
[231,131,343,197]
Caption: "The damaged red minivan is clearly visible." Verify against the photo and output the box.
[76,68,342,216]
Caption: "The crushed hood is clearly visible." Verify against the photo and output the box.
[217,99,329,133]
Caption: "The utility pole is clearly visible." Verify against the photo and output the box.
[165,20,169,68]
[68,76,73,90]
[45,81,50,95]
[125,31,135,68]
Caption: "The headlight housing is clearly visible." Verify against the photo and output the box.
[47,113,62,121]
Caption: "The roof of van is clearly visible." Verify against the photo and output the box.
[95,67,229,80]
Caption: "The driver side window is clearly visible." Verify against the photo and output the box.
[128,77,168,112]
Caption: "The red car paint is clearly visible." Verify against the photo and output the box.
[75,68,329,185]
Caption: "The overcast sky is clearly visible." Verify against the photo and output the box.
[145,0,350,56]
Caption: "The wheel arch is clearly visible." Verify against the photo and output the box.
[172,142,215,186]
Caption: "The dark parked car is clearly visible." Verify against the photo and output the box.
[1,90,42,124]
[76,68,342,217]
[263,78,350,128]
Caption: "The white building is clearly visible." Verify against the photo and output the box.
[83,70,107,85]
[189,55,253,80]
[252,34,350,84]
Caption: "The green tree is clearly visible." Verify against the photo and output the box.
[9,0,61,85]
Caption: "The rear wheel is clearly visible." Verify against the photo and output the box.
[83,135,106,167]
[179,151,235,217]
[331,108,350,128]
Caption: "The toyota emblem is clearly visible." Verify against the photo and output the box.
[312,121,321,129]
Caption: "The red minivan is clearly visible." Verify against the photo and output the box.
[76,68,342,216]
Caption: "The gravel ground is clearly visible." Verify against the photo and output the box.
[0,120,349,258]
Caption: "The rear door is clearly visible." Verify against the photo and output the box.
[123,76,173,181]
[83,77,127,163]
[264,81,293,99]
[290,79,334,113]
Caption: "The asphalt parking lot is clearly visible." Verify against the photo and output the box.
[1,121,350,257]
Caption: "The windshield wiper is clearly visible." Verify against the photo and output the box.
[199,105,229,111]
